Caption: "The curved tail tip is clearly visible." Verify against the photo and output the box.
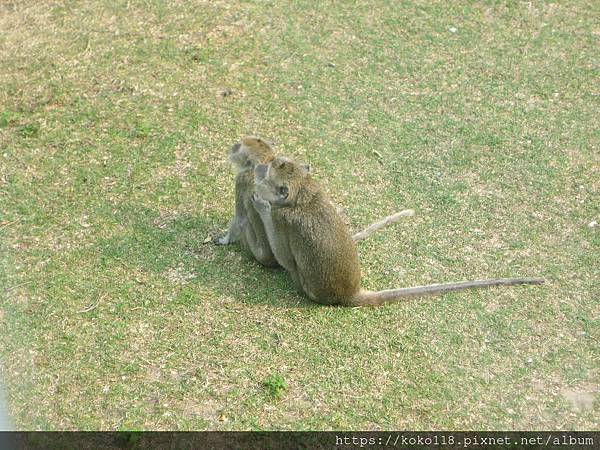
[391,209,415,218]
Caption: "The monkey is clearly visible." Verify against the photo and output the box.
[216,136,414,267]
[251,156,545,307]
[216,136,279,267]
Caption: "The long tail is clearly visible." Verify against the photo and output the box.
[351,277,545,306]
[352,209,415,242]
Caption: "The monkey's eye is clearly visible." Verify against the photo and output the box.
[278,186,289,198]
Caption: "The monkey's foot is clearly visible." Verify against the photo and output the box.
[214,234,230,245]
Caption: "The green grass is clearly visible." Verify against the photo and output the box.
[1,0,598,430]
[263,374,289,401]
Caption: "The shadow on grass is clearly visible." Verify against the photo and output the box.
[94,204,316,309]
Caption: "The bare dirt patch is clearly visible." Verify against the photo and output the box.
[562,385,598,413]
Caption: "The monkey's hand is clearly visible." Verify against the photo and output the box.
[251,193,271,216]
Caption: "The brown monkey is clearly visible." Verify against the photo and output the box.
[217,137,412,267]
[251,156,544,306]
[217,136,279,267]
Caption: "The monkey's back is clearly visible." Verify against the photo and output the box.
[279,191,361,305]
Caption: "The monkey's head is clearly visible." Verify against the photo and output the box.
[229,136,275,172]
[254,156,310,207]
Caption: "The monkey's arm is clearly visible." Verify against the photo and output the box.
[243,210,279,267]
[251,194,290,267]
[352,209,415,242]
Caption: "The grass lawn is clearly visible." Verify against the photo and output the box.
[1,0,598,430]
